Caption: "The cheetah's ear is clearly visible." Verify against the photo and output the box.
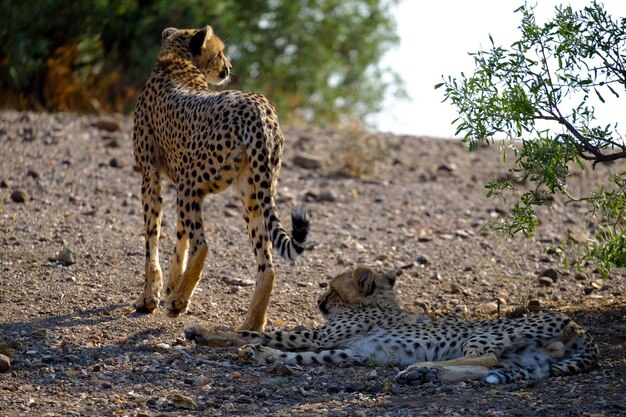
[353,267,375,294]
[189,25,214,56]
[161,27,178,43]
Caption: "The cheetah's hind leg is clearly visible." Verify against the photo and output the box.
[395,354,497,385]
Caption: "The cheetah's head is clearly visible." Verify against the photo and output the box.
[317,267,400,319]
[160,26,232,85]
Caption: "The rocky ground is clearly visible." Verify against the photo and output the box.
[0,110,624,416]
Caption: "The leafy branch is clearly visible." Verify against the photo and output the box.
[436,1,626,274]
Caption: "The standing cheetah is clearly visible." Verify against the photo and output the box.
[133,26,309,331]
[185,267,599,384]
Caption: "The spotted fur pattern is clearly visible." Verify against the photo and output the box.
[133,26,309,330]
[185,267,599,385]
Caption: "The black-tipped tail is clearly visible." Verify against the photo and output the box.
[290,207,310,256]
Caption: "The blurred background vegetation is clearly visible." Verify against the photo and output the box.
[0,0,404,124]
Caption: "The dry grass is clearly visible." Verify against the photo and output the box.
[331,122,389,177]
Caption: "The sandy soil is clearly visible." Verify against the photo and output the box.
[0,110,624,416]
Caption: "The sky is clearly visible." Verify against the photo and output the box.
[372,0,626,138]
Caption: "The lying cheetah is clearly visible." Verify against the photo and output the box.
[185,267,599,384]
[133,26,309,330]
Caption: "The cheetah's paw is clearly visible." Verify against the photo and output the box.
[166,295,189,317]
[134,293,160,313]
[184,324,241,347]
[395,366,440,386]
[237,344,280,365]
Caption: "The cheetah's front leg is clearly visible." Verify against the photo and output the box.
[395,354,497,385]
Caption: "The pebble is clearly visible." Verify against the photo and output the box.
[416,255,429,265]
[0,354,10,372]
[538,268,558,282]
[231,371,243,380]
[538,276,554,287]
[450,283,463,294]
[453,304,468,315]
[48,247,77,266]
[292,154,323,169]
[193,375,212,387]
[591,279,604,290]
[437,163,457,172]
[413,300,429,313]
[575,272,588,281]
[221,276,254,287]
[109,158,124,168]
[10,189,28,203]
[527,299,541,312]
[91,119,120,132]
[275,364,294,376]
[317,190,337,202]
[169,392,197,410]
[26,169,40,179]
[480,302,498,314]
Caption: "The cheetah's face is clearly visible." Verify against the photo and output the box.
[161,26,232,85]
[317,267,397,319]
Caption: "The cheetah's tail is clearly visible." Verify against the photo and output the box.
[270,206,310,261]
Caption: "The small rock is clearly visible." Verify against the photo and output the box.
[26,169,40,179]
[437,163,457,172]
[193,375,213,387]
[453,304,468,315]
[293,154,323,170]
[527,299,541,312]
[0,180,7,188]
[538,277,553,287]
[223,208,238,218]
[538,268,558,282]
[413,299,429,313]
[48,247,77,266]
[591,279,604,290]
[574,272,588,281]
[480,302,499,314]
[117,336,128,344]
[104,138,120,148]
[169,392,197,410]
[221,276,254,287]
[416,255,429,265]
[10,189,28,203]
[317,190,337,202]
[275,364,294,376]
[346,383,366,392]
[109,158,124,169]
[584,286,594,295]
[231,371,243,380]
[431,272,442,281]
[450,283,463,294]
[0,354,10,373]
[366,370,378,380]
[91,119,120,132]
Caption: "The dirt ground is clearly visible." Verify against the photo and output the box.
[0,110,624,417]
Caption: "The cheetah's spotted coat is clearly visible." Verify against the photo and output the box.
[133,26,309,330]
[186,267,599,385]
